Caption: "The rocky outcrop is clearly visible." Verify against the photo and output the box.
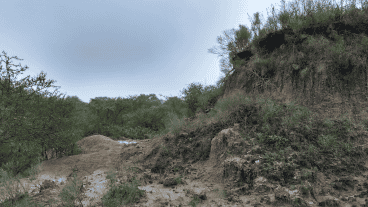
[232,50,254,64]
[153,121,368,206]
[191,123,368,206]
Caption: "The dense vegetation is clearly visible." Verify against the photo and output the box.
[0,51,229,205]
[0,51,226,181]
[2,0,368,206]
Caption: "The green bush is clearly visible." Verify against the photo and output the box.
[120,125,153,140]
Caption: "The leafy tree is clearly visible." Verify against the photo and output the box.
[207,24,253,90]
[178,82,222,119]
[159,95,188,120]
[59,95,94,133]
[247,11,270,41]
[110,97,137,127]
[0,50,76,178]
[178,82,203,118]
[88,97,117,127]
[208,12,271,90]
[127,93,162,111]
[88,94,162,125]
[207,27,239,89]
[228,25,254,69]
[82,93,174,138]
[126,104,169,134]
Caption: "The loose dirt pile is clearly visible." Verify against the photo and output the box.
[0,134,242,207]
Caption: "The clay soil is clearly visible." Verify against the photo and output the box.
[0,134,249,207]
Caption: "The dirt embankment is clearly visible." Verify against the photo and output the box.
[1,133,248,207]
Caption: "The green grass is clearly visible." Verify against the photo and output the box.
[2,0,368,206]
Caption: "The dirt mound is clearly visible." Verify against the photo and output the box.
[75,134,126,154]
[4,123,368,206]
[0,135,160,206]
[0,131,246,207]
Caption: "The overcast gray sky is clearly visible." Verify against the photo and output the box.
[0,0,356,104]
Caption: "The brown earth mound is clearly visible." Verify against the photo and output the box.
[0,129,250,207]
[0,135,162,206]
[3,122,368,207]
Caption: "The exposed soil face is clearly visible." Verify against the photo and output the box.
[3,116,368,207]
[107,132,256,207]
[0,134,245,207]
